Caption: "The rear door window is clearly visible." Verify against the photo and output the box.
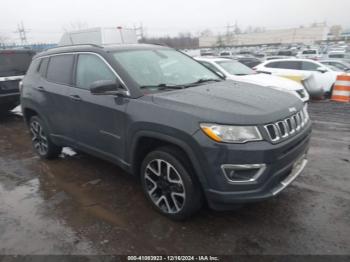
[278,61,301,70]
[38,58,49,77]
[265,61,281,68]
[46,54,74,85]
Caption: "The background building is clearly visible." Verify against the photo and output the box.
[199,25,329,47]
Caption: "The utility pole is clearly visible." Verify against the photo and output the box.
[134,23,144,40]
[14,21,29,45]
[225,23,235,46]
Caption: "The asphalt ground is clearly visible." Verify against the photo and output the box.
[0,101,349,256]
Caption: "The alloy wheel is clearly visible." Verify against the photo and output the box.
[144,159,186,214]
[30,121,48,156]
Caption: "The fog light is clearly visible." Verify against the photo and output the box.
[221,164,266,184]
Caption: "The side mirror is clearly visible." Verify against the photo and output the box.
[316,67,328,73]
[90,80,128,96]
[216,71,226,79]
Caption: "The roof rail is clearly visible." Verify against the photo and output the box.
[45,43,103,51]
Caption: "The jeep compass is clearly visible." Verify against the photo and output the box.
[21,44,311,220]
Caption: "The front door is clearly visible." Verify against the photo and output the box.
[69,53,128,163]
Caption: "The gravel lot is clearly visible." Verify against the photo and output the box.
[0,101,349,256]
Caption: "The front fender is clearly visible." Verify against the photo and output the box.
[128,125,209,189]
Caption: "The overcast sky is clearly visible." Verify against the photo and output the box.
[1,0,349,43]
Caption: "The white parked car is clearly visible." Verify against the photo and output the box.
[254,58,344,97]
[195,57,309,102]
[298,49,322,60]
[320,60,350,72]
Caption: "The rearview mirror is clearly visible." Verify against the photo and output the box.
[90,80,128,96]
[316,67,328,73]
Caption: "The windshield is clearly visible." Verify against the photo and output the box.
[302,50,317,55]
[216,60,255,75]
[326,65,343,72]
[0,52,34,77]
[112,49,220,89]
[329,53,345,58]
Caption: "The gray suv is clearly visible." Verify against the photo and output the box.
[21,44,311,220]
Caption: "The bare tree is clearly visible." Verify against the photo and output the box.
[140,32,199,49]
[200,29,213,37]
[62,21,88,32]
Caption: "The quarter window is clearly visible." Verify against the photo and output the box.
[76,54,116,90]
[26,59,41,75]
[39,58,49,77]
[46,55,74,85]
[301,62,319,71]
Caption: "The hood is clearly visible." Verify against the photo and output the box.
[151,80,303,125]
[227,73,303,92]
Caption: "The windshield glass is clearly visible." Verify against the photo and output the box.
[0,52,34,77]
[112,49,220,89]
[326,65,343,72]
[329,53,345,58]
[216,60,255,75]
[302,50,317,54]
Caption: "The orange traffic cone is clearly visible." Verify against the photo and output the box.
[331,75,350,103]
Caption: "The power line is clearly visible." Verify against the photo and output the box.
[14,21,29,44]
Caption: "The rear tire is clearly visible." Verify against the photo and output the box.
[29,116,62,159]
[140,146,203,220]
[325,84,334,99]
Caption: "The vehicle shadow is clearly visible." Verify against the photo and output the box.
[0,111,23,123]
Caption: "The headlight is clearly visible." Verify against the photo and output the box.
[303,104,309,120]
[200,123,262,143]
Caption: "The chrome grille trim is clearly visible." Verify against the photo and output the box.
[264,109,309,143]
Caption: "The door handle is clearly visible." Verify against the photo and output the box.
[35,86,45,92]
[69,94,82,101]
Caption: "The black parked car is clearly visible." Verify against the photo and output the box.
[0,49,35,112]
[21,44,311,219]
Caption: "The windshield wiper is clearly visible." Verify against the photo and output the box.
[139,84,185,90]
[183,78,222,87]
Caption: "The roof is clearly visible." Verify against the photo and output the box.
[34,43,170,58]
[195,56,232,62]
[262,58,320,63]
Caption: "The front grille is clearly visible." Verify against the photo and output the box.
[264,108,309,143]
[0,80,20,91]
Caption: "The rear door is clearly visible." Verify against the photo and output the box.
[301,61,335,92]
[263,60,302,76]
[42,54,76,144]
[69,53,128,163]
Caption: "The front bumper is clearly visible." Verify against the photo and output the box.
[0,92,20,110]
[192,122,312,210]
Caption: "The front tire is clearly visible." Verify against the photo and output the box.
[140,146,203,220]
[29,116,62,159]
